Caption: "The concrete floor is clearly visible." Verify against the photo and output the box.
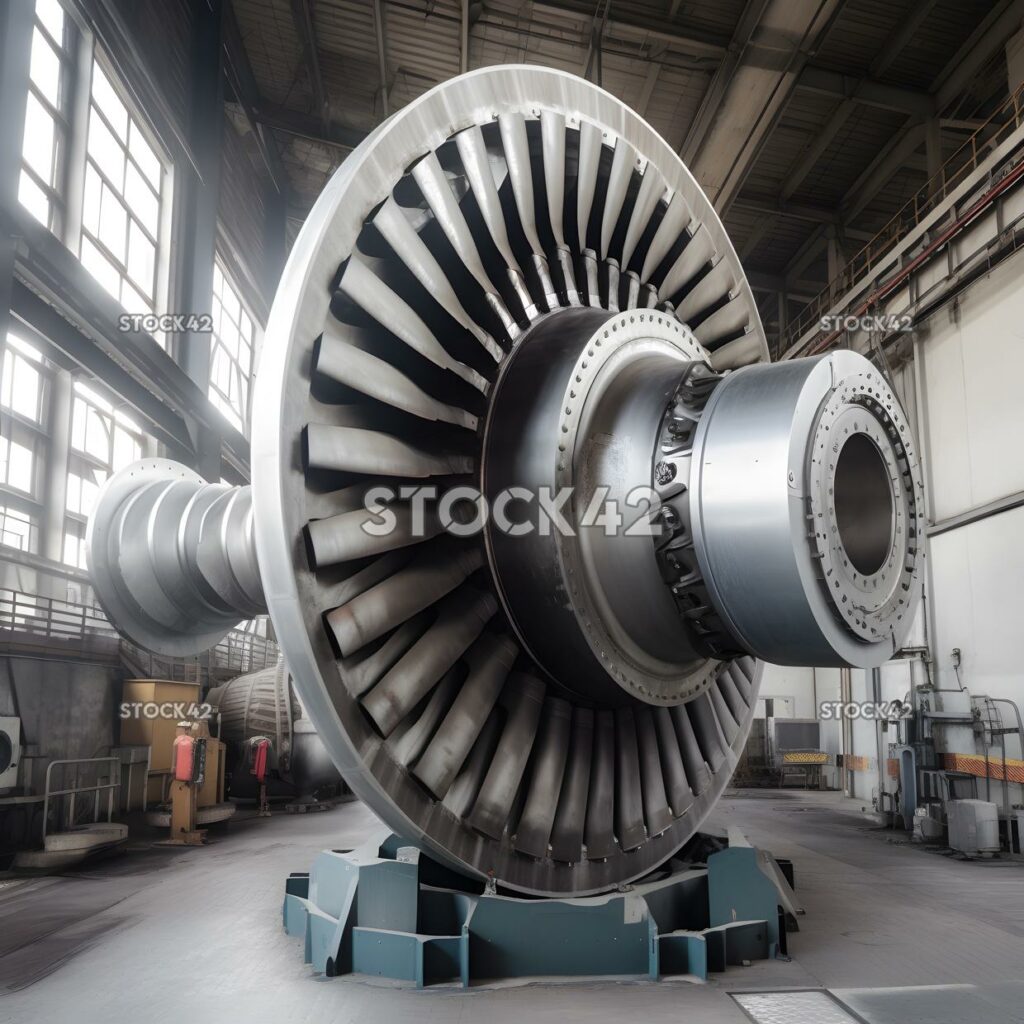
[1,790,1023,1024]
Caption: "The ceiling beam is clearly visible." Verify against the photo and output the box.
[580,0,613,83]
[743,0,1019,294]
[636,61,661,117]
[734,196,878,260]
[797,65,934,117]
[783,226,829,281]
[941,118,988,132]
[222,1,287,192]
[738,218,772,261]
[733,195,843,224]
[373,0,390,118]
[934,0,1024,111]
[679,0,770,164]
[532,2,726,61]
[747,271,820,304]
[253,104,367,151]
[871,0,940,74]
[775,1,1024,346]
[842,122,926,222]
[289,0,327,127]
[783,100,856,195]
[687,0,849,215]
[748,0,939,240]
[779,124,927,280]
[460,0,470,74]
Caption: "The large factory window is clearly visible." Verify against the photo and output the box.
[0,507,37,553]
[208,259,256,434]
[18,0,72,234]
[80,57,169,344]
[0,336,50,555]
[62,381,143,568]
[1,336,47,427]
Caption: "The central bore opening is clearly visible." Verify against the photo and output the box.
[834,433,894,576]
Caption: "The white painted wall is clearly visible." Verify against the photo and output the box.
[929,507,1024,717]
[758,664,817,719]
[919,260,1024,523]
[916,254,1024,765]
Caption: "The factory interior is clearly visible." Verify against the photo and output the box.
[2,0,1024,1021]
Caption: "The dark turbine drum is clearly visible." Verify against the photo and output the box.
[88,67,923,895]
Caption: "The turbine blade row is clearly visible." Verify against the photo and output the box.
[300,104,765,877]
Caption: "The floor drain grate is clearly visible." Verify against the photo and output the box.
[733,990,861,1023]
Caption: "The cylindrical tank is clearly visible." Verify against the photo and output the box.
[207,659,342,801]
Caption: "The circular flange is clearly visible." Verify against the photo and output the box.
[807,362,921,648]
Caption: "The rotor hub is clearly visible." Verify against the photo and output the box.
[484,306,719,707]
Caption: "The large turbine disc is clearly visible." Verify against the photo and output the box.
[251,66,769,895]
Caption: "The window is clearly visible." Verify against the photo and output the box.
[1,336,46,425]
[70,383,142,469]
[0,335,48,500]
[80,58,166,332]
[18,0,72,232]
[209,260,256,433]
[0,435,36,495]
[0,335,49,555]
[62,528,88,571]
[63,381,143,567]
[0,507,37,553]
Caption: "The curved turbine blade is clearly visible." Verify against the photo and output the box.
[315,327,478,429]
[361,587,498,735]
[337,258,489,392]
[413,632,518,798]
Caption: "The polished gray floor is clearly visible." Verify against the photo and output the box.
[1,789,1023,1024]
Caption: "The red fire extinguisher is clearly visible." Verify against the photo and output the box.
[249,737,270,783]
[173,731,206,784]
[247,736,272,817]
[173,733,196,782]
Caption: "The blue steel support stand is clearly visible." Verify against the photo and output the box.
[282,829,801,988]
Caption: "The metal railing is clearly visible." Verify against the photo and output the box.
[0,586,279,677]
[122,629,279,679]
[42,757,119,841]
[782,83,1024,353]
[0,587,117,641]
[0,587,120,662]
[120,640,202,683]
[207,627,278,675]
